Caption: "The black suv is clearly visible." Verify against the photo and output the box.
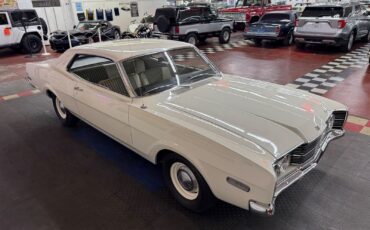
[154,4,234,45]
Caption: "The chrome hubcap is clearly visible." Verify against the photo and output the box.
[223,31,230,41]
[56,98,67,119]
[170,162,199,200]
[188,37,196,45]
[115,32,120,39]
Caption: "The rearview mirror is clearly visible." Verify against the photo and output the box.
[73,25,76,29]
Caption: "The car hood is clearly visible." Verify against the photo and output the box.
[145,75,344,159]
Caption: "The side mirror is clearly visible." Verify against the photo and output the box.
[363,12,368,16]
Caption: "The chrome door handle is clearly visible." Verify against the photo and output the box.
[74,86,84,92]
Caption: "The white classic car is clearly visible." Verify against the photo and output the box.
[26,39,348,215]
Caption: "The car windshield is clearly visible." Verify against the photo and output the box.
[122,47,220,96]
[260,13,290,22]
[301,7,343,17]
[236,0,263,7]
[77,22,100,30]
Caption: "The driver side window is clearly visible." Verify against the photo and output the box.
[69,54,129,96]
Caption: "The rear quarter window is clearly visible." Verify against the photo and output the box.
[301,7,344,18]
[178,7,202,22]
[260,13,290,22]
[10,10,39,26]
[0,13,8,25]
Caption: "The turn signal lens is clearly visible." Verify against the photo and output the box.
[338,20,346,29]
[175,26,179,34]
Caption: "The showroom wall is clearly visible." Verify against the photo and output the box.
[16,0,167,34]
[69,0,168,30]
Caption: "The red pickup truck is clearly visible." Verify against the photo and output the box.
[218,0,292,30]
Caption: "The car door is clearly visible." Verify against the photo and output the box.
[68,54,133,145]
[0,13,15,46]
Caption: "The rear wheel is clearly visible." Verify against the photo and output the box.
[342,31,354,52]
[52,96,78,127]
[185,33,199,46]
[283,31,294,46]
[254,38,262,46]
[21,34,42,54]
[296,41,305,49]
[162,154,215,212]
[219,27,231,44]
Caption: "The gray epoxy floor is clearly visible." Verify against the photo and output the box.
[0,93,369,230]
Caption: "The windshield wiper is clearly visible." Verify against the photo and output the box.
[188,73,218,81]
[142,84,175,96]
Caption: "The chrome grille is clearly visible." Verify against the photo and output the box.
[290,137,320,165]
[332,111,347,129]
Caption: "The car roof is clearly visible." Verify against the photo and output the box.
[68,39,193,61]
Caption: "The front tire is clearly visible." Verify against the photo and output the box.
[52,96,78,127]
[219,27,231,44]
[162,154,215,212]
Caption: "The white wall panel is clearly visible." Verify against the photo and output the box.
[69,0,167,31]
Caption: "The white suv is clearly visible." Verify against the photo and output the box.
[0,9,44,54]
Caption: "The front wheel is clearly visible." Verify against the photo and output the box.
[219,28,231,44]
[342,31,355,52]
[185,33,199,46]
[162,154,215,212]
[52,96,78,127]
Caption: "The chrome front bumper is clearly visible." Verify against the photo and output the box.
[249,129,345,216]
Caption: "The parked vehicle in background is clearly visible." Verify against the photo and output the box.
[49,20,120,52]
[244,11,297,46]
[294,3,370,52]
[218,0,292,30]
[154,4,233,45]
[360,0,370,14]
[122,14,156,39]
[292,2,312,16]
[26,39,348,216]
[0,9,45,54]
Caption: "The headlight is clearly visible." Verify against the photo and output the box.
[273,155,290,176]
